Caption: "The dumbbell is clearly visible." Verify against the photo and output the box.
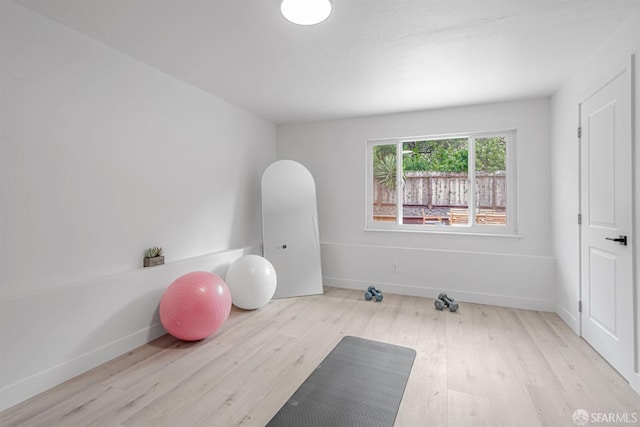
[440,293,459,312]
[365,286,383,302]
[434,292,459,312]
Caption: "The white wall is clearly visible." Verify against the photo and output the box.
[550,9,640,389]
[636,48,640,391]
[550,11,640,333]
[0,2,276,411]
[277,98,555,310]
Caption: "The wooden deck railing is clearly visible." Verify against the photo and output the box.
[448,208,506,225]
[373,209,506,225]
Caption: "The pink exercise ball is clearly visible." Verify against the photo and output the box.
[159,271,232,341]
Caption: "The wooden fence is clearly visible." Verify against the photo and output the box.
[374,171,506,209]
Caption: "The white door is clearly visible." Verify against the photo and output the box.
[580,68,633,380]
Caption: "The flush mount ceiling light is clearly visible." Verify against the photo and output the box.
[281,0,332,26]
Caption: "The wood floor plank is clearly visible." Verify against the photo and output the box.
[516,309,629,414]
[0,334,177,427]
[2,287,640,427]
[120,326,291,425]
[447,389,493,427]
[197,326,344,427]
[526,384,575,427]
[153,333,296,427]
[83,341,237,426]
[395,351,448,426]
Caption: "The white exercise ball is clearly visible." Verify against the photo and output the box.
[226,255,277,310]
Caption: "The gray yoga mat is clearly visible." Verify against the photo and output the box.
[267,335,416,427]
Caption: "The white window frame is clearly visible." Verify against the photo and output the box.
[366,130,517,235]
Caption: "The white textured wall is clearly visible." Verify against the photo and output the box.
[550,9,640,391]
[0,2,275,411]
[277,98,554,310]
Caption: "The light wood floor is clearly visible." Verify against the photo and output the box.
[2,287,640,427]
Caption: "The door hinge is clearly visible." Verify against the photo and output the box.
[577,126,582,138]
[578,300,582,313]
[577,213,582,225]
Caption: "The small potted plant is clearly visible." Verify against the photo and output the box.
[143,246,164,267]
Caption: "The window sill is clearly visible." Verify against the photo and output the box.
[364,226,522,239]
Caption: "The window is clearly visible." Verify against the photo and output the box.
[367,130,516,234]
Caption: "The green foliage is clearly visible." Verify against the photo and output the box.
[403,139,468,172]
[373,144,396,162]
[373,151,398,189]
[372,137,506,193]
[402,137,505,173]
[145,246,163,258]
[475,137,506,173]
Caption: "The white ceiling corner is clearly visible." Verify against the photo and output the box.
[16,0,640,124]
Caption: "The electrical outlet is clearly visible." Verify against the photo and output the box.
[392,263,399,273]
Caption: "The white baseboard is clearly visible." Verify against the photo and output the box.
[323,276,554,312]
[0,244,260,413]
[320,242,556,312]
[630,374,640,396]
[554,301,580,334]
[0,323,166,413]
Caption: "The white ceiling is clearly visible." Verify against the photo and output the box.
[16,0,640,124]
